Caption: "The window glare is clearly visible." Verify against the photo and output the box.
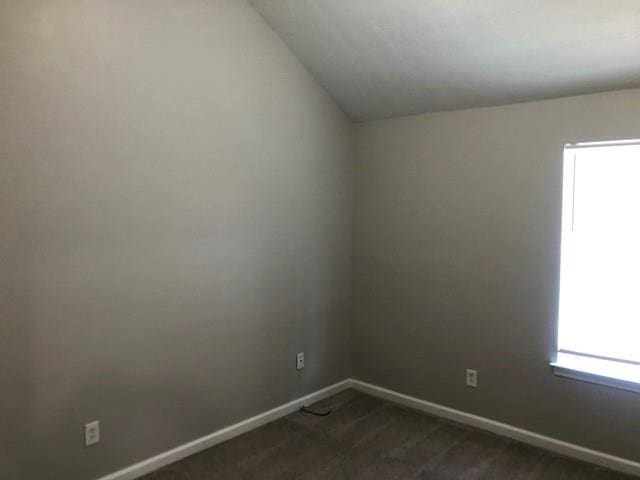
[558,143,640,364]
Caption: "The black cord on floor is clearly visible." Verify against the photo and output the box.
[300,406,332,416]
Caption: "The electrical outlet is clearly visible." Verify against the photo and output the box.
[466,369,478,388]
[296,352,305,371]
[84,420,100,447]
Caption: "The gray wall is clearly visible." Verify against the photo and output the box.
[3,0,640,476]
[0,1,353,479]
[353,88,640,462]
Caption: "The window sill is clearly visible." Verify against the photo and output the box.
[551,352,640,394]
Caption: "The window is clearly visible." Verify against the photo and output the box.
[553,140,640,391]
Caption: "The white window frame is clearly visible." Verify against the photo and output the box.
[551,139,640,393]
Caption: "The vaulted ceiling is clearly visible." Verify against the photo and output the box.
[250,0,640,121]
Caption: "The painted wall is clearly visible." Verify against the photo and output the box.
[0,1,353,479]
[353,89,640,462]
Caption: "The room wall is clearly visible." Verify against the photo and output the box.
[0,1,353,479]
[353,88,640,462]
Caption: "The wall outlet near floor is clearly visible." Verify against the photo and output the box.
[466,369,478,388]
[84,420,100,447]
[296,352,305,371]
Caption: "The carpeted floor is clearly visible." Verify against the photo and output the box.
[140,389,635,479]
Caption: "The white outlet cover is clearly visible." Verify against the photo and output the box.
[85,420,100,447]
[296,352,304,370]
[466,369,478,388]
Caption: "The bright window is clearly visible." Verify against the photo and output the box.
[556,140,640,383]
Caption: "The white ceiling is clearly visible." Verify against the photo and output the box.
[249,0,640,122]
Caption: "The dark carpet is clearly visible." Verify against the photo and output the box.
[140,389,635,479]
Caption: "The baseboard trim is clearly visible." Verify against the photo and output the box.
[350,379,640,477]
[97,379,351,480]
[98,378,640,479]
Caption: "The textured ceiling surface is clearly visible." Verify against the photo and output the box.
[249,0,640,121]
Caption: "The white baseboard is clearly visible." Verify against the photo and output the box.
[98,378,640,479]
[350,379,640,477]
[97,379,351,480]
